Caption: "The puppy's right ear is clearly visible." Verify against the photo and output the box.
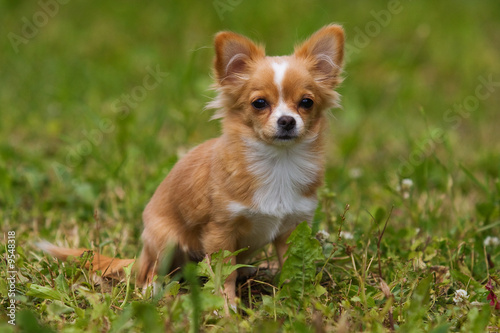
[213,32,265,86]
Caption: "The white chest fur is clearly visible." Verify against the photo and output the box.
[227,138,321,248]
[245,138,320,217]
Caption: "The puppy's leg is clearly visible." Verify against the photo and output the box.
[137,219,180,288]
[274,228,294,268]
[137,247,159,295]
[223,256,238,313]
[202,226,238,311]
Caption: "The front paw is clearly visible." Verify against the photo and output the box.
[237,266,257,281]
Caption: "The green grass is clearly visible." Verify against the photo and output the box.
[1,0,500,331]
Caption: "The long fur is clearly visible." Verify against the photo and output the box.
[38,24,345,308]
[36,240,134,280]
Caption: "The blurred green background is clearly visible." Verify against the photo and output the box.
[1,0,499,241]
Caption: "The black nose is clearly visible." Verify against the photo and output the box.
[277,116,296,131]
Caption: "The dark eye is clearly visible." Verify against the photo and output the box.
[299,98,314,109]
[251,98,268,110]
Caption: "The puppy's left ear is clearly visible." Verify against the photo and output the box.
[294,24,344,86]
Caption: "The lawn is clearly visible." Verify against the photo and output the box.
[1,0,500,332]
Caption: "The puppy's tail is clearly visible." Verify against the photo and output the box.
[37,240,135,280]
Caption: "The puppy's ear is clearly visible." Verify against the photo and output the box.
[294,24,344,87]
[213,31,265,85]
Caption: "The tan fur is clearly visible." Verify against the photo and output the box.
[39,24,345,309]
[36,241,134,280]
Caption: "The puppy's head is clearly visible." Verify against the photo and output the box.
[208,25,344,146]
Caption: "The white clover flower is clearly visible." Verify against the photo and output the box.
[484,236,500,247]
[397,178,413,199]
[453,289,469,305]
[349,168,363,179]
[401,178,413,191]
[340,231,354,240]
[316,229,330,242]
[396,178,413,199]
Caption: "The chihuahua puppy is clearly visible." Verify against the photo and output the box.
[39,24,345,308]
